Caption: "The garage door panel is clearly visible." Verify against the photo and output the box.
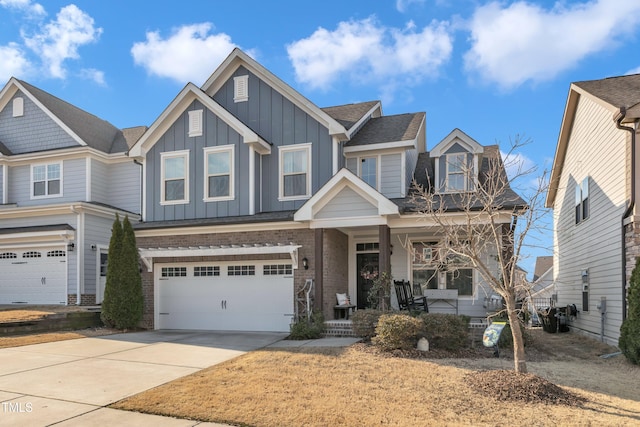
[0,248,67,305]
[157,262,294,332]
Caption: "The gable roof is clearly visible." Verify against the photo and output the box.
[533,255,553,281]
[345,112,425,148]
[0,78,137,155]
[322,101,381,133]
[201,48,348,139]
[395,144,526,213]
[546,74,640,207]
[430,128,484,157]
[128,83,270,158]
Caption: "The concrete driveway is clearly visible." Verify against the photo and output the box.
[0,330,287,426]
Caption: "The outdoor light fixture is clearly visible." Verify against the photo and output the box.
[67,243,75,251]
[302,257,309,270]
[90,244,97,251]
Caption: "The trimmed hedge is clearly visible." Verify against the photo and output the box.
[372,314,424,351]
[418,313,470,351]
[351,309,385,341]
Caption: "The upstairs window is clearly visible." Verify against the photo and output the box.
[360,157,377,189]
[279,144,311,200]
[445,153,468,192]
[32,163,61,198]
[234,75,248,102]
[575,177,589,224]
[204,145,234,201]
[188,110,203,137]
[161,151,189,204]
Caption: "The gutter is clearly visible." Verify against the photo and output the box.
[615,107,637,321]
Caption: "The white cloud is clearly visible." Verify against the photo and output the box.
[396,0,426,13]
[23,4,102,79]
[78,68,105,86]
[286,17,452,91]
[0,0,45,17]
[501,150,536,181]
[464,0,640,89]
[0,43,30,81]
[627,66,640,75]
[131,23,237,84]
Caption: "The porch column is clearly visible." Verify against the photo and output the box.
[314,228,324,312]
[379,224,391,275]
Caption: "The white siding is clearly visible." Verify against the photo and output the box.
[553,95,627,344]
[380,153,402,198]
[315,187,377,219]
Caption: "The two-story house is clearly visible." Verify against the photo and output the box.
[547,74,640,345]
[129,48,525,332]
[0,78,143,306]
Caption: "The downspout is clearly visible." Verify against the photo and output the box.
[70,205,81,305]
[133,159,144,220]
[615,107,636,322]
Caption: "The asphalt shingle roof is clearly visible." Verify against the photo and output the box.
[346,112,425,146]
[17,80,144,154]
[322,101,379,131]
[574,73,640,109]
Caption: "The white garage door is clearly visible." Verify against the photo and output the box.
[0,247,67,304]
[157,261,294,332]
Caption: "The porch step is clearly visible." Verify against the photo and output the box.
[323,320,356,337]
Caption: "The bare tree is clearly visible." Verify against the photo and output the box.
[410,136,547,373]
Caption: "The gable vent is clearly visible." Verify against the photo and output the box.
[13,97,24,117]
[234,75,248,103]
[188,109,203,137]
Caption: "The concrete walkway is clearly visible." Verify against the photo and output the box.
[0,330,287,426]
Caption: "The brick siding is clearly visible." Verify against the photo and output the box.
[321,229,349,319]
[67,294,97,306]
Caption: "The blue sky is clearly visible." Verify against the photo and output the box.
[2,0,640,276]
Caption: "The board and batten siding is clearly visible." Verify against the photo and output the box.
[145,100,247,222]
[553,95,627,345]
[0,91,79,154]
[315,187,377,219]
[7,158,86,207]
[213,66,333,213]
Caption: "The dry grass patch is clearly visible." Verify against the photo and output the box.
[0,328,119,349]
[113,343,640,427]
[0,310,55,323]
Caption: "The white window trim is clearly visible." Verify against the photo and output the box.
[358,155,380,190]
[30,161,63,200]
[234,75,249,103]
[160,150,189,205]
[188,110,203,137]
[445,153,468,193]
[203,145,234,202]
[278,143,312,201]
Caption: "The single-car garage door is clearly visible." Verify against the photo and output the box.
[0,247,67,304]
[157,261,294,332]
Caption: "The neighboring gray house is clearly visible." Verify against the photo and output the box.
[0,78,144,306]
[547,74,640,345]
[129,48,525,332]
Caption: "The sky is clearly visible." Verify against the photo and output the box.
[1,0,640,277]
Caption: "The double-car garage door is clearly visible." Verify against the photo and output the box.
[0,247,67,305]
[157,261,294,332]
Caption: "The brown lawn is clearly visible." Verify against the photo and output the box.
[0,309,55,323]
[112,331,640,427]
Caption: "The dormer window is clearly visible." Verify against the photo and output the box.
[234,75,248,103]
[445,153,468,192]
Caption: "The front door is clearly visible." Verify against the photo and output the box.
[356,252,379,309]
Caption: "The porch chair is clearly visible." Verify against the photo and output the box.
[393,280,428,312]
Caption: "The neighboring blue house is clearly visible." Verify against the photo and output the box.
[0,78,144,306]
[129,49,525,332]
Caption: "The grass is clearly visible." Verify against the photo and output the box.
[112,338,640,427]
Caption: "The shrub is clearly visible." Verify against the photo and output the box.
[101,215,143,330]
[418,313,470,351]
[496,318,530,349]
[351,309,384,341]
[289,312,325,340]
[620,257,640,364]
[372,313,424,351]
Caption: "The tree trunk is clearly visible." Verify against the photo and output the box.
[505,296,527,373]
